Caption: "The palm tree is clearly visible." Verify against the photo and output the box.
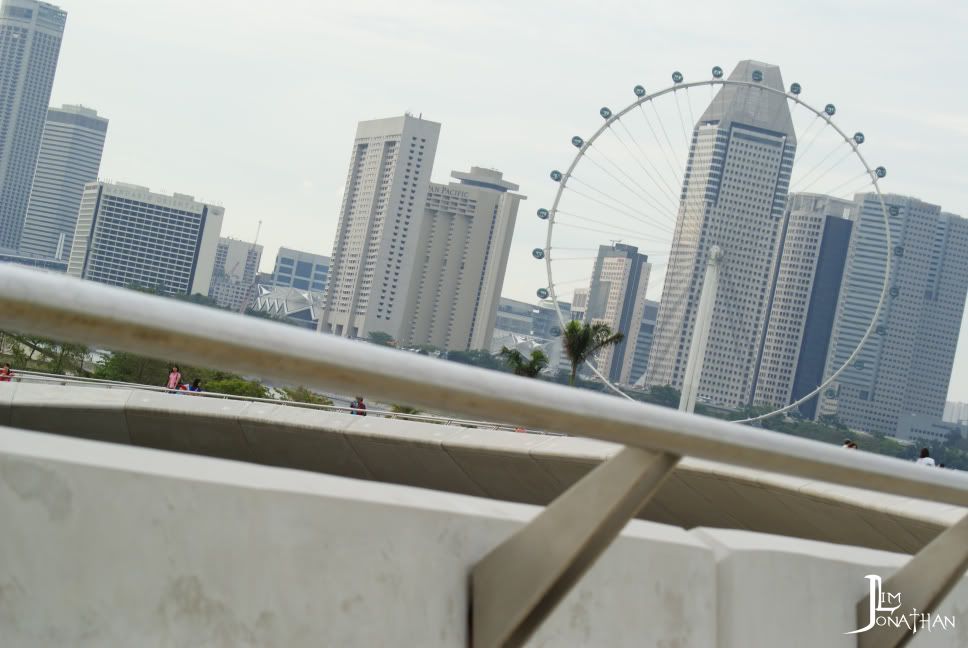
[499,347,550,378]
[562,320,624,386]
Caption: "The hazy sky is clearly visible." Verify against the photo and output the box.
[48,0,968,399]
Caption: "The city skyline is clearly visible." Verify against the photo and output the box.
[38,0,968,399]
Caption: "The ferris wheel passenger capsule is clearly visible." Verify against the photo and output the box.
[634,85,646,97]
[790,82,802,95]
[752,70,763,82]
[853,132,865,144]
[537,208,550,220]
[824,104,836,116]
[571,136,584,148]
[550,170,563,182]
[712,66,723,78]
[537,288,550,300]
[600,107,612,119]
[532,248,545,260]
[672,71,684,83]
[875,166,887,179]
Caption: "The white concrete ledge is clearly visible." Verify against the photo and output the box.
[2,427,967,647]
[0,382,963,554]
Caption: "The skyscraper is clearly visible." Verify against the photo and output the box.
[585,243,651,384]
[817,194,968,435]
[208,237,263,311]
[19,105,108,261]
[0,0,66,250]
[67,182,223,296]
[399,167,525,351]
[645,60,796,408]
[753,194,853,413]
[318,114,441,340]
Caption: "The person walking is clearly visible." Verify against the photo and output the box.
[0,363,13,383]
[350,396,367,416]
[916,448,936,467]
[166,366,182,392]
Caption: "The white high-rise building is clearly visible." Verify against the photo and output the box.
[645,60,796,408]
[0,0,66,250]
[400,167,525,351]
[67,182,223,296]
[20,105,108,261]
[318,114,441,340]
[585,243,651,384]
[208,237,263,311]
[817,194,968,435]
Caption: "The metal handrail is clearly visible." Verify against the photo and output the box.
[3,368,528,432]
[1,265,967,507]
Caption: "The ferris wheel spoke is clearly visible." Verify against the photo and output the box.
[649,101,686,179]
[828,171,872,197]
[684,87,698,137]
[636,104,684,190]
[791,138,855,191]
[583,146,679,220]
[607,122,682,209]
[791,112,825,162]
[672,90,693,153]
[793,148,857,195]
[554,219,672,243]
[564,181,675,234]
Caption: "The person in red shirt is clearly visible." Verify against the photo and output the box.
[0,363,13,382]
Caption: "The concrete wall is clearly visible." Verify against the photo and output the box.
[2,426,966,647]
[0,382,962,555]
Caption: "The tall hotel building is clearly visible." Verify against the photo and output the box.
[0,0,66,250]
[817,194,968,435]
[318,114,441,340]
[67,182,223,296]
[752,194,854,414]
[645,60,796,408]
[399,167,525,351]
[585,243,651,384]
[20,105,108,261]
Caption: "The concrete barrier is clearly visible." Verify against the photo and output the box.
[0,426,717,647]
[2,426,966,646]
[0,382,963,554]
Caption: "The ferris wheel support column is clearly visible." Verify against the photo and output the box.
[679,246,722,413]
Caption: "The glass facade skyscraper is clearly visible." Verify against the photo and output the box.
[0,0,66,250]
[645,60,797,408]
[20,104,108,261]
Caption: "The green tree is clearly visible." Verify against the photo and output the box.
[498,347,549,378]
[390,404,421,415]
[446,349,506,372]
[641,385,681,408]
[561,320,624,386]
[280,386,333,406]
[95,352,171,385]
[1,332,88,375]
[368,331,396,347]
[205,378,268,399]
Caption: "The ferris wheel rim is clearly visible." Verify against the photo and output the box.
[539,72,893,420]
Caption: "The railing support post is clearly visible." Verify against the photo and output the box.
[470,447,679,648]
[856,513,968,648]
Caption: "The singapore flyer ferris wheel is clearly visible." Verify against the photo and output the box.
[534,60,893,422]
